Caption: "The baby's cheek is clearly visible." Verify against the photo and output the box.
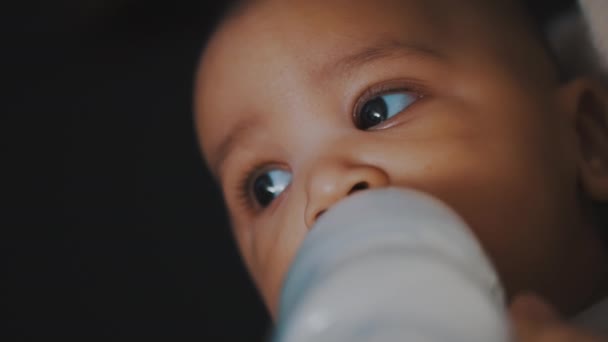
[453,165,574,299]
[245,210,308,318]
[380,120,573,295]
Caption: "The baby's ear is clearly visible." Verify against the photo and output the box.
[564,78,608,201]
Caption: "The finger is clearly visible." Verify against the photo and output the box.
[509,293,561,340]
[510,293,560,322]
[509,295,606,341]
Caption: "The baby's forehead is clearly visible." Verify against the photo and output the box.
[198,1,443,144]
[201,0,533,81]
[195,0,547,169]
[198,0,534,108]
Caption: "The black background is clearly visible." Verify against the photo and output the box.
[4,0,575,340]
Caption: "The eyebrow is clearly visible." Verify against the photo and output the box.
[321,39,444,78]
[211,40,443,178]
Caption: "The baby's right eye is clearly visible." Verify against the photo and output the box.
[249,168,292,208]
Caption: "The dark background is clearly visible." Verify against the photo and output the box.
[4,0,575,340]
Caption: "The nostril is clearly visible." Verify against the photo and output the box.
[348,181,369,195]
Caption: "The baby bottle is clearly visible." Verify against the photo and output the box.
[272,187,510,342]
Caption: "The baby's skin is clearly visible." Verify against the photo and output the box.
[195,0,608,340]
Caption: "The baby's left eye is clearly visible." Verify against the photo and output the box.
[354,91,418,130]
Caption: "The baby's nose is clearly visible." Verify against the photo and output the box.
[304,164,389,228]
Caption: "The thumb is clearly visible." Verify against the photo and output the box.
[509,293,561,339]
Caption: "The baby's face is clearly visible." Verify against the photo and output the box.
[196,0,607,318]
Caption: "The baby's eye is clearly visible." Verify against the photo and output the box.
[250,168,292,208]
[355,91,418,130]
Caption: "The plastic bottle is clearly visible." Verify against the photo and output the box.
[272,187,510,342]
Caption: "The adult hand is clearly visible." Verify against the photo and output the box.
[510,294,607,341]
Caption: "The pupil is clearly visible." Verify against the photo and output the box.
[253,174,275,208]
[360,97,388,128]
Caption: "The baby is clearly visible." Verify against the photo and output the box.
[194,0,608,340]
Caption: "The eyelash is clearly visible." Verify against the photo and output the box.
[352,79,428,124]
[235,160,290,214]
[234,79,429,213]
[236,161,266,212]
